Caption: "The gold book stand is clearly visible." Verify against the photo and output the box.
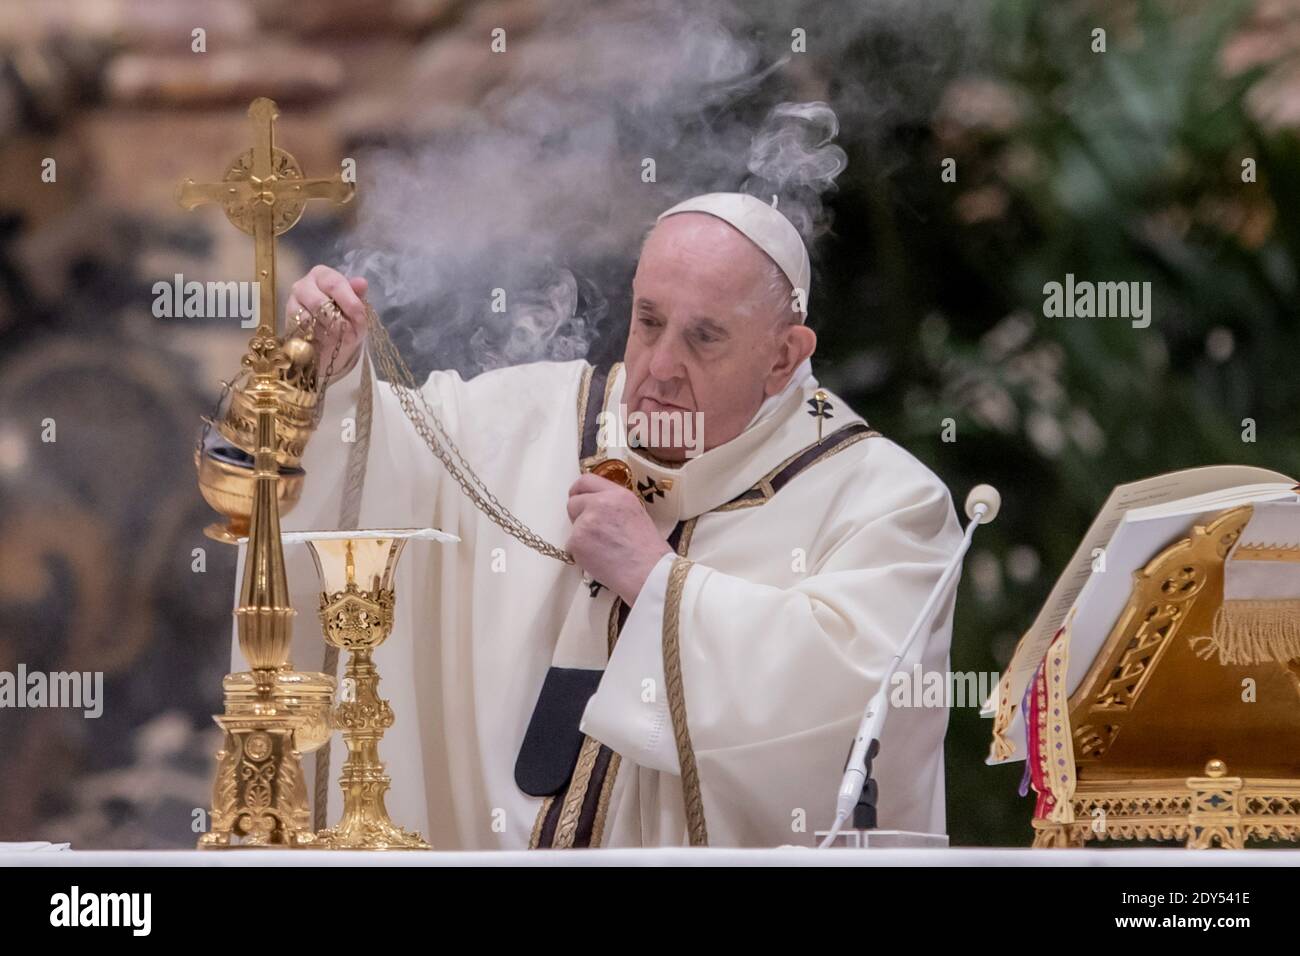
[1032,505,1300,849]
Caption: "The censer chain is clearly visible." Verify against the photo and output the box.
[363,306,575,565]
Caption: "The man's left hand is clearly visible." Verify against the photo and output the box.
[566,473,672,605]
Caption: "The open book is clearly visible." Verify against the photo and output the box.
[984,464,1298,764]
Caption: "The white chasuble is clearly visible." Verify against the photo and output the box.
[230,350,962,849]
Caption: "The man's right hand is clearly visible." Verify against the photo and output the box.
[286,265,370,381]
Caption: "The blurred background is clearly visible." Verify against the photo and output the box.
[1,0,1298,848]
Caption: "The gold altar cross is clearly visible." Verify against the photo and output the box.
[176,96,354,345]
[180,99,354,848]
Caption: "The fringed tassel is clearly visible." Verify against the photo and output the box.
[1190,600,1300,665]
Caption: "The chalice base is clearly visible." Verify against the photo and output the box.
[316,783,431,850]
[315,821,431,851]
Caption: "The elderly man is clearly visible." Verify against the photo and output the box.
[266,192,961,849]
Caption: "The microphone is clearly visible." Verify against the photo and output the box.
[818,483,1001,848]
[965,484,1000,524]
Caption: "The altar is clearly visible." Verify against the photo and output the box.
[7,847,1300,867]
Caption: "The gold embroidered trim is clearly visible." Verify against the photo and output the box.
[989,668,1018,762]
[663,556,708,846]
[713,497,766,513]
[800,429,876,474]
[676,517,698,557]
[338,355,373,529]
[529,795,556,849]
[1043,627,1075,824]
[595,362,622,459]
[598,591,627,837]
[712,428,878,513]
[587,515,696,847]
[588,516,697,846]
[607,598,623,657]
[552,734,604,848]
[578,362,624,470]
[575,363,594,453]
[589,751,622,847]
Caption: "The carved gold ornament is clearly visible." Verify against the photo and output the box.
[1030,506,1300,849]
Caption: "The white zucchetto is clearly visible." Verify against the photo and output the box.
[657,192,810,320]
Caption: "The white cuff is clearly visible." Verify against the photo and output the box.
[579,552,681,774]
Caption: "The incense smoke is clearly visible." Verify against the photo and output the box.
[339,0,984,378]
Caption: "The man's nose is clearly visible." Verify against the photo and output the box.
[647,331,687,382]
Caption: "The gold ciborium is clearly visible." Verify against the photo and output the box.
[300,530,451,849]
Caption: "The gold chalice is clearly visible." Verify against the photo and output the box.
[299,529,454,849]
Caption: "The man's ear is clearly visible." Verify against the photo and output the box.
[765,323,817,396]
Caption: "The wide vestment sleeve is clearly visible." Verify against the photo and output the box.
[231,346,589,845]
[581,443,962,845]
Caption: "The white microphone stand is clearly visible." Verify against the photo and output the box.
[817,484,1001,849]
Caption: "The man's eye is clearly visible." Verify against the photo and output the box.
[639,316,662,329]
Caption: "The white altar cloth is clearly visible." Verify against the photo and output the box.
[2,848,1298,867]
